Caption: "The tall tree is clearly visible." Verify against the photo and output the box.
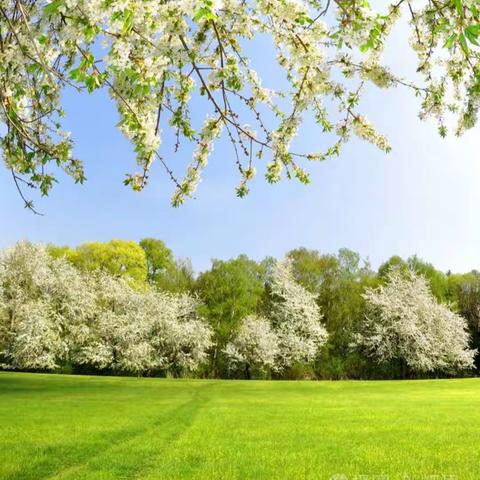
[139,238,195,293]
[268,258,328,373]
[447,271,480,371]
[225,258,329,379]
[286,247,338,293]
[377,255,409,279]
[196,255,265,375]
[139,238,176,285]
[287,247,376,378]
[0,242,96,370]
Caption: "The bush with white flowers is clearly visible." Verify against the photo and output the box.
[224,315,279,376]
[356,269,475,373]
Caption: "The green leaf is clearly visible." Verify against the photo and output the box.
[443,33,457,49]
[122,9,134,35]
[459,33,469,54]
[295,13,313,26]
[80,53,95,69]
[84,25,99,43]
[43,0,65,15]
[193,7,215,22]
[464,25,480,46]
[359,39,374,52]
[453,0,464,17]
[85,75,99,93]
[193,2,216,22]
[69,67,84,82]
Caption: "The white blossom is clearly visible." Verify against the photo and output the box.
[269,258,328,369]
[0,242,212,375]
[224,315,279,374]
[5,1,476,209]
[356,269,475,373]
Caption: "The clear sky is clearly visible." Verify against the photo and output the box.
[1,16,479,274]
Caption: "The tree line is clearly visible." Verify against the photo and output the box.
[0,239,478,380]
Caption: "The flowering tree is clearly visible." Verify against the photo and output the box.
[77,279,213,375]
[268,258,328,369]
[223,314,279,377]
[224,258,328,376]
[0,241,97,369]
[0,242,212,374]
[2,1,479,211]
[356,269,476,374]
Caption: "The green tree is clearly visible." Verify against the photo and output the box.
[287,248,377,379]
[139,238,195,293]
[446,271,480,371]
[72,240,148,289]
[47,244,78,263]
[163,258,196,293]
[286,247,337,293]
[378,255,409,279]
[139,238,176,285]
[407,255,448,302]
[196,255,266,376]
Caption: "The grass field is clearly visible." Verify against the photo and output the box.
[1,373,479,480]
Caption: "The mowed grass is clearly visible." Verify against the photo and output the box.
[1,373,480,480]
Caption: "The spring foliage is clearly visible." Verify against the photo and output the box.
[2,1,479,210]
[357,269,475,373]
[0,243,331,376]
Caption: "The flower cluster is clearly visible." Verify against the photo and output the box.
[1,1,478,209]
[223,315,279,375]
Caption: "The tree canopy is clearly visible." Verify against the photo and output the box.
[49,239,148,288]
[195,255,266,374]
[2,1,479,211]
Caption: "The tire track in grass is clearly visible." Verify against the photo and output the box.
[131,381,216,480]
[0,374,186,480]
[45,382,217,480]
[2,417,166,480]
[5,384,199,480]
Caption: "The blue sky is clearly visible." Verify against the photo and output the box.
[1,17,479,274]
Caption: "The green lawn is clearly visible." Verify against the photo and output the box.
[1,373,479,480]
